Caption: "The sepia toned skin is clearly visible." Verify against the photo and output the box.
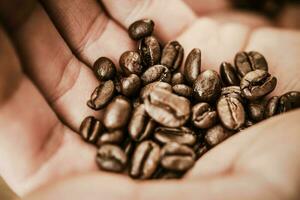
[0,0,299,200]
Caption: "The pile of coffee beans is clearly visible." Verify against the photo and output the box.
[79,19,300,179]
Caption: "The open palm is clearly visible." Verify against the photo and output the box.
[0,0,299,199]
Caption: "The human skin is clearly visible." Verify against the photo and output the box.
[0,0,299,199]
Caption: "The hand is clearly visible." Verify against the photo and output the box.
[0,0,299,199]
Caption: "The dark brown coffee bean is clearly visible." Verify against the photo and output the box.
[79,116,104,144]
[160,142,195,171]
[97,130,124,146]
[103,96,132,130]
[154,127,197,146]
[265,96,280,118]
[234,52,253,78]
[161,41,184,72]
[217,96,245,130]
[221,86,243,103]
[205,125,234,147]
[119,51,143,76]
[241,70,277,101]
[140,81,172,101]
[122,137,136,157]
[87,80,115,110]
[128,104,157,142]
[96,144,127,172]
[138,36,161,67]
[132,98,141,108]
[144,88,191,127]
[193,70,221,102]
[172,84,193,98]
[141,64,171,85]
[93,57,116,81]
[248,101,265,122]
[192,102,218,129]
[193,142,208,159]
[248,51,268,72]
[220,62,239,86]
[120,74,141,97]
[171,72,185,85]
[278,91,300,113]
[184,48,201,85]
[130,140,160,179]
[128,19,154,41]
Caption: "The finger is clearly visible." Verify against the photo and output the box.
[0,26,96,195]
[41,0,135,66]
[184,0,231,15]
[101,0,197,42]
[13,3,103,131]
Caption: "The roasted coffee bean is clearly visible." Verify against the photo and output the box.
[161,41,184,72]
[240,70,277,101]
[160,142,195,171]
[265,96,280,118]
[221,86,243,103]
[144,88,191,127]
[128,104,157,142]
[80,116,104,144]
[87,80,115,110]
[278,91,300,113]
[205,125,234,147]
[97,130,124,146]
[130,140,160,179]
[128,19,154,40]
[141,64,171,85]
[248,101,265,122]
[119,51,143,76]
[172,84,193,98]
[192,102,218,129]
[171,72,185,85]
[122,138,136,157]
[217,96,245,130]
[120,74,141,97]
[193,70,221,102]
[103,96,132,130]
[132,98,141,108]
[96,144,127,172]
[248,51,268,72]
[113,75,122,93]
[138,36,161,67]
[154,127,197,146]
[220,62,239,86]
[184,48,201,85]
[93,57,116,81]
[193,142,208,159]
[140,81,172,101]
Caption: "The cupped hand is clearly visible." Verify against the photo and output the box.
[0,0,299,199]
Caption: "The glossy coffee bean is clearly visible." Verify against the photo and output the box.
[130,140,160,179]
[248,51,268,72]
[240,70,277,101]
[144,88,191,127]
[265,96,280,118]
[87,80,115,110]
[278,91,300,113]
[97,130,124,146]
[217,96,245,130]
[154,127,197,146]
[220,62,239,86]
[96,144,127,172]
[172,84,193,98]
[79,116,104,144]
[160,142,195,171]
[192,102,218,129]
[119,51,143,76]
[184,48,201,85]
[141,64,171,85]
[138,36,161,67]
[171,72,185,85]
[128,19,154,41]
[221,86,243,103]
[161,41,184,72]
[122,138,136,157]
[103,96,132,130]
[128,104,157,142]
[193,70,221,102]
[205,125,234,147]
[248,101,265,122]
[120,74,141,97]
[93,57,116,81]
[140,81,172,101]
